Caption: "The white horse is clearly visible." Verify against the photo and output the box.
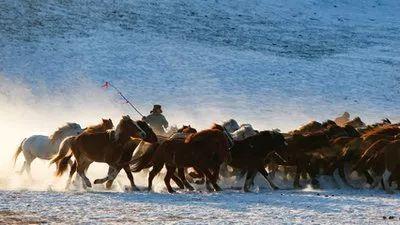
[232,124,258,141]
[222,119,240,134]
[165,125,178,137]
[13,123,83,177]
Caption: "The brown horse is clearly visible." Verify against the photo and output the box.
[336,125,400,186]
[353,137,400,193]
[93,120,159,190]
[130,124,231,193]
[85,118,114,133]
[50,118,114,187]
[51,118,114,165]
[282,131,331,188]
[52,115,146,189]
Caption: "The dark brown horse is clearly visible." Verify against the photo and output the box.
[130,124,231,193]
[52,115,146,189]
[93,120,159,190]
[228,130,287,192]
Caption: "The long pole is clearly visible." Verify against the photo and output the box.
[102,81,144,117]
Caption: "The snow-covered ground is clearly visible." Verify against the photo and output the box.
[1,0,400,224]
[1,188,400,224]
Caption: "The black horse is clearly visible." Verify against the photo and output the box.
[228,131,287,192]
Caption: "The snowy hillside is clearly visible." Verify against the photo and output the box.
[1,0,400,224]
[1,0,400,130]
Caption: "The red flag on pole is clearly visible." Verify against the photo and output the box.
[101,81,109,89]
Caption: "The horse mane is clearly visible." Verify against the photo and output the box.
[321,120,337,128]
[85,119,113,133]
[50,123,80,143]
[362,125,400,139]
[137,120,157,143]
[211,123,224,131]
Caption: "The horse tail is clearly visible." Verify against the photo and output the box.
[55,154,72,177]
[13,138,26,167]
[50,136,74,165]
[130,143,159,172]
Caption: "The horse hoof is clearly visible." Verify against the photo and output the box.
[106,181,113,189]
[194,179,205,185]
[93,179,102,184]
[131,186,140,192]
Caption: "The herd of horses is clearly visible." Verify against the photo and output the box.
[13,115,400,194]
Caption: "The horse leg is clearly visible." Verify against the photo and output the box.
[177,168,194,191]
[341,165,353,187]
[148,164,163,192]
[25,160,34,180]
[105,167,121,190]
[363,171,374,186]
[203,169,222,192]
[164,166,176,193]
[65,160,77,190]
[258,167,279,190]
[307,163,320,188]
[77,162,92,189]
[94,167,115,185]
[22,151,35,179]
[382,169,394,194]
[171,171,185,189]
[212,165,221,182]
[243,170,257,192]
[124,166,139,191]
[17,161,26,175]
[192,166,208,187]
[293,165,302,189]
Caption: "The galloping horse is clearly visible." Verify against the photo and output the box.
[50,119,114,189]
[52,116,146,189]
[228,130,287,192]
[93,120,159,190]
[14,123,83,177]
[130,124,231,193]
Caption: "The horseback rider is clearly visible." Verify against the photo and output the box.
[142,104,169,135]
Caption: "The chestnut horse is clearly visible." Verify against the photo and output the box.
[93,120,159,190]
[50,118,114,188]
[336,125,400,186]
[52,115,146,189]
[130,124,231,193]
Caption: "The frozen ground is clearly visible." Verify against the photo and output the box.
[1,188,400,224]
[1,0,400,224]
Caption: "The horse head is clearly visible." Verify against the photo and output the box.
[180,125,197,134]
[50,123,83,143]
[101,118,114,130]
[115,115,146,142]
[212,123,234,148]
